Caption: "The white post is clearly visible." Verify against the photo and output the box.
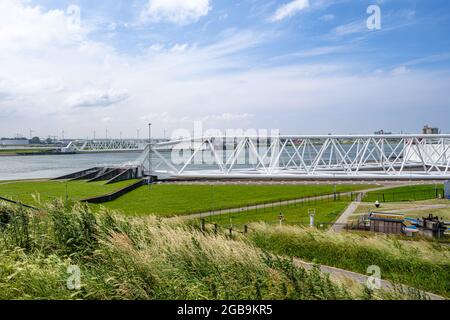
[309,213,315,227]
[148,123,152,186]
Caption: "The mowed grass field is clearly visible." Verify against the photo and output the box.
[0,179,140,205]
[102,184,374,217]
[363,184,444,202]
[203,200,350,228]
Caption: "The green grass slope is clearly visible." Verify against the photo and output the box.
[103,184,374,217]
[204,200,350,228]
[0,179,140,205]
[364,184,444,202]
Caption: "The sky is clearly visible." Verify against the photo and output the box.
[1,0,450,139]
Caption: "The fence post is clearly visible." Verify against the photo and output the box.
[201,219,205,232]
[214,223,218,235]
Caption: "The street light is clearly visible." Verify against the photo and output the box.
[148,123,152,188]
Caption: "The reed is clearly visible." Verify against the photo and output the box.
[0,201,440,300]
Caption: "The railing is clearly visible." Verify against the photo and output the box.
[363,189,445,203]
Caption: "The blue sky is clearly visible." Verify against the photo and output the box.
[1,0,450,138]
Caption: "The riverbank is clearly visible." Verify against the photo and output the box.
[0,149,60,156]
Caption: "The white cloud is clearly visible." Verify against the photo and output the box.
[320,14,335,21]
[332,20,366,36]
[169,43,189,53]
[65,89,129,108]
[141,0,211,25]
[1,0,450,138]
[0,0,85,51]
[391,66,410,76]
[271,0,309,22]
[201,113,255,122]
[140,112,190,124]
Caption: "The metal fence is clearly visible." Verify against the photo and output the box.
[363,189,445,203]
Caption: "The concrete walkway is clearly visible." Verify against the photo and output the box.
[381,204,450,214]
[292,257,444,300]
[330,201,360,232]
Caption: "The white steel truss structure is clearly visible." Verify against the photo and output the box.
[63,139,148,153]
[136,134,450,180]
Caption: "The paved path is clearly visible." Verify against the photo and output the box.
[381,204,450,214]
[328,183,419,232]
[330,201,360,232]
[292,258,444,300]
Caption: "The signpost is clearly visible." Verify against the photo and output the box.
[308,209,316,228]
[278,213,285,226]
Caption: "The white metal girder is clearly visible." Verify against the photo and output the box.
[137,134,450,180]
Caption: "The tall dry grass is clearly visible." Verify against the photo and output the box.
[0,201,358,300]
[247,223,450,297]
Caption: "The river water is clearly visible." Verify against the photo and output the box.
[0,153,140,181]
[0,143,404,181]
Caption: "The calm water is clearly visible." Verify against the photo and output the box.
[0,143,402,181]
[0,152,140,181]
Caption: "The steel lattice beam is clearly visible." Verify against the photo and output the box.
[136,134,450,180]
[63,139,148,153]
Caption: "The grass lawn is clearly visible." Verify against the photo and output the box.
[0,179,140,206]
[102,184,374,217]
[363,184,444,202]
[202,200,350,228]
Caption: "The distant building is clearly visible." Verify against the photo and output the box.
[0,138,29,146]
[368,212,404,234]
[374,130,392,135]
[422,125,440,134]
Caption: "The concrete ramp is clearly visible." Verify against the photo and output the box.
[55,165,144,184]
[53,167,101,180]
[107,167,142,184]
[81,179,145,204]
[88,168,121,182]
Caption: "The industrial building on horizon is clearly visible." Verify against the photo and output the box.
[422,125,440,135]
[0,137,29,146]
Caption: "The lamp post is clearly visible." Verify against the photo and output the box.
[148,123,152,187]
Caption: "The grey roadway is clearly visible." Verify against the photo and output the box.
[293,257,444,300]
